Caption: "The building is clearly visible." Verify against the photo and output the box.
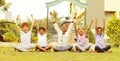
[86,0,120,27]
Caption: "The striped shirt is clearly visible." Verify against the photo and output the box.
[95,33,106,48]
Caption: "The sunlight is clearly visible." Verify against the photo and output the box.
[5,0,69,20]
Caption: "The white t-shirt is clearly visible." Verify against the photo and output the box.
[20,30,31,45]
[37,33,47,47]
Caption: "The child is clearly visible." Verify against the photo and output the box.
[50,12,76,52]
[35,20,51,52]
[95,19,111,53]
[75,18,93,52]
[13,15,35,52]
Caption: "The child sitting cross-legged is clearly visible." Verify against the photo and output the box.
[35,20,51,52]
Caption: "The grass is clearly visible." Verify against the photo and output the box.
[0,47,120,61]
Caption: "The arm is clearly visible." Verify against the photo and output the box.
[95,18,98,32]
[36,20,39,33]
[84,19,93,34]
[66,22,74,36]
[50,12,61,33]
[73,12,78,38]
[30,14,34,32]
[44,19,47,33]
[15,15,21,32]
[103,19,105,32]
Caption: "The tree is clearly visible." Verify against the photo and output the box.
[106,13,120,47]
[0,0,5,7]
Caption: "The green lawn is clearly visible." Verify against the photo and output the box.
[0,47,120,61]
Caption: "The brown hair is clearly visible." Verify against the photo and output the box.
[96,27,103,30]
[21,22,29,28]
[39,27,45,31]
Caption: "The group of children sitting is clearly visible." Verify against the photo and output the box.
[13,12,111,53]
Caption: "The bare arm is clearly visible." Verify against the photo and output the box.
[15,15,21,32]
[85,19,93,34]
[44,19,47,33]
[73,12,78,38]
[95,18,98,32]
[30,14,34,32]
[36,20,39,33]
[103,19,105,32]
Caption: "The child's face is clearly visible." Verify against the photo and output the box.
[61,24,68,33]
[39,29,45,35]
[96,29,103,35]
[22,26,29,33]
[78,27,84,35]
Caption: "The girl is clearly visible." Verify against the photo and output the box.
[75,17,93,52]
[95,19,111,53]
[13,15,35,52]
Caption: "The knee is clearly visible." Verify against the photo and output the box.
[95,46,100,50]
[107,45,111,49]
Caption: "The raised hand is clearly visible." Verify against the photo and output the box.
[16,15,20,21]
[30,14,34,31]
[50,12,56,22]
[73,12,78,23]
[31,14,33,19]
[15,15,21,31]
[103,18,105,32]
[74,12,77,19]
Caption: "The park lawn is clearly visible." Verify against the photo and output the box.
[0,47,120,61]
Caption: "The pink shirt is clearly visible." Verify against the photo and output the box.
[77,34,86,47]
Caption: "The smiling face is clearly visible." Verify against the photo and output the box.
[61,23,68,33]
[39,27,45,35]
[78,27,84,35]
[96,27,103,35]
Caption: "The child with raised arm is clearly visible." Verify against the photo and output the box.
[95,19,111,53]
[13,15,35,52]
[35,20,51,52]
[75,17,93,52]
[50,12,76,52]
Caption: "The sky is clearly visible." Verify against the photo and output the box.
[1,0,69,20]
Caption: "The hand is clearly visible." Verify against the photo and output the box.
[50,12,56,22]
[16,15,20,21]
[30,14,34,23]
[74,12,77,19]
[31,14,33,19]
[91,19,94,23]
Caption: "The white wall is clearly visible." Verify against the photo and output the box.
[105,0,120,11]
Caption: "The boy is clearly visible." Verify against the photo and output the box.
[50,12,76,52]
[95,19,111,53]
[13,15,35,52]
[35,20,51,52]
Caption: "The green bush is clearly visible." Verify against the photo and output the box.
[3,31,19,42]
[88,29,95,43]
[106,16,120,47]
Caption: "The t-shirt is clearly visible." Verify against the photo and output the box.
[20,30,31,45]
[77,34,86,47]
[95,33,106,48]
[37,33,47,47]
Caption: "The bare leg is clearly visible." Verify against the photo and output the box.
[36,45,47,52]
[44,45,51,50]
